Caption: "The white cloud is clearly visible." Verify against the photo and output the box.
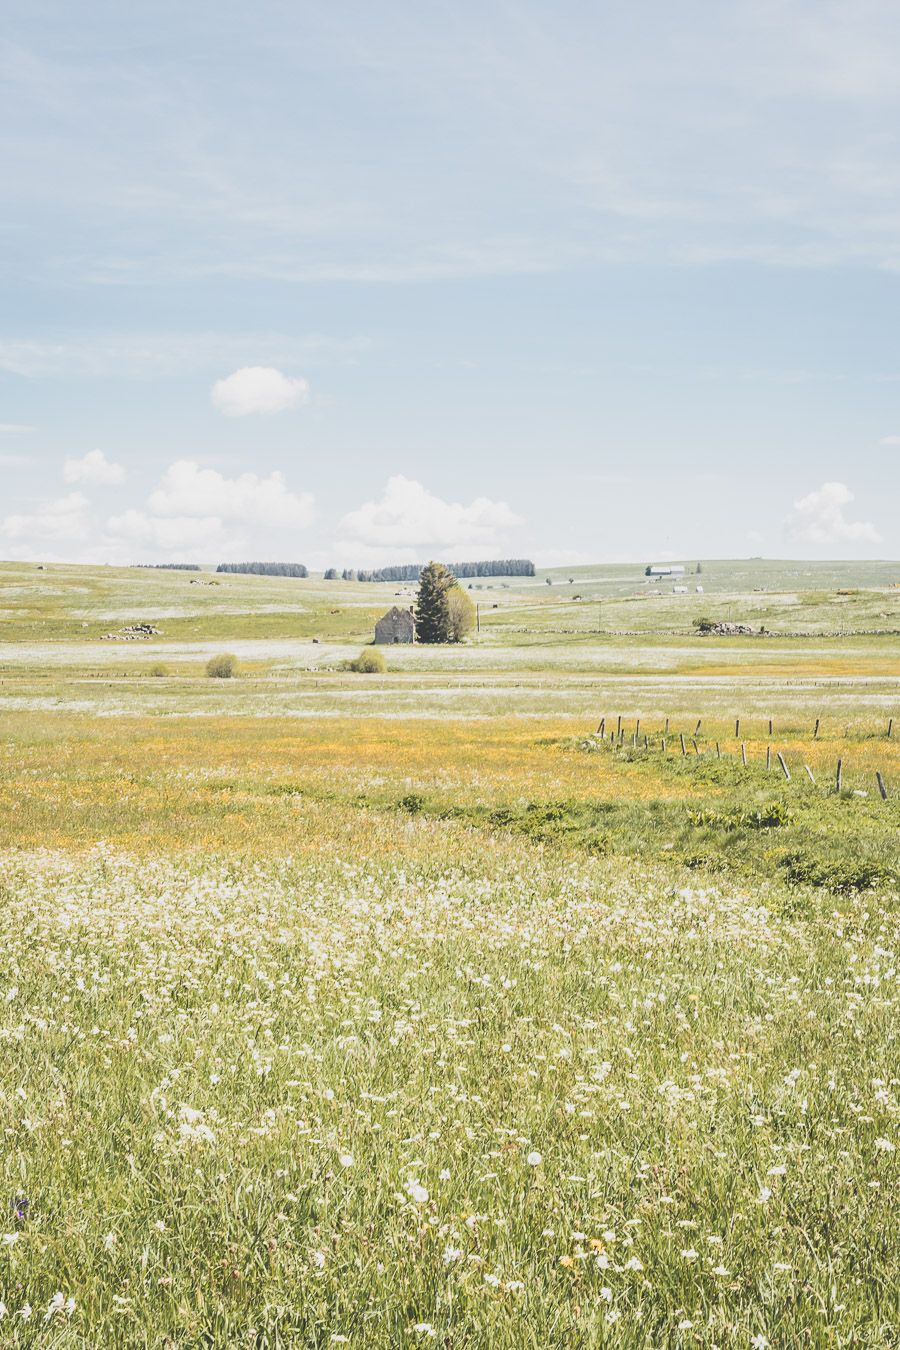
[147,460,314,528]
[104,509,240,559]
[63,448,126,485]
[210,367,309,417]
[0,459,316,564]
[0,492,92,549]
[879,434,900,446]
[0,423,34,434]
[337,475,523,560]
[785,481,881,544]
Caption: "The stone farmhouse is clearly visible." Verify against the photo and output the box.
[374,606,416,644]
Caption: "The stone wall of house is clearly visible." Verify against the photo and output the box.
[374,606,416,644]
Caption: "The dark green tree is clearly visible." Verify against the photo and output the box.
[415,561,456,643]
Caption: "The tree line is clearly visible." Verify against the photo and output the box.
[216,562,309,577]
[134,563,201,571]
[327,559,535,582]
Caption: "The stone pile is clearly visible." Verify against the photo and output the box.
[101,623,161,641]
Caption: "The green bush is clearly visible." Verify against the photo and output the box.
[206,653,239,679]
[348,649,386,674]
[745,800,790,829]
[779,850,888,893]
[398,792,426,814]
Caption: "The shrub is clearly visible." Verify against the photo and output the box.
[398,792,426,814]
[206,653,239,679]
[148,663,167,678]
[348,649,386,674]
[447,587,476,642]
[779,850,888,893]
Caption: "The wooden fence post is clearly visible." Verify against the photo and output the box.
[766,746,771,771]
[876,771,888,800]
[715,741,721,759]
[836,758,843,792]
[695,718,702,736]
[777,752,791,781]
[888,718,894,739]
[616,715,622,739]
[735,718,740,738]
[804,764,816,785]
[692,738,701,755]
[597,717,605,738]
[635,718,641,739]
[768,718,773,736]
[813,718,820,739]
[665,717,670,735]
[741,742,747,766]
[662,736,667,754]
[680,734,687,755]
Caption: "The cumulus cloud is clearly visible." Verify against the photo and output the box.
[1,457,316,564]
[104,509,241,558]
[336,475,524,559]
[210,367,309,417]
[147,460,314,528]
[98,459,316,564]
[785,481,881,545]
[63,448,126,485]
[0,492,92,547]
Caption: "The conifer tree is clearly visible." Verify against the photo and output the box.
[415,561,455,643]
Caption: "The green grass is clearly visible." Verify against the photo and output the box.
[0,559,898,1345]
[1,836,899,1346]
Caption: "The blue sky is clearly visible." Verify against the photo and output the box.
[1,0,898,566]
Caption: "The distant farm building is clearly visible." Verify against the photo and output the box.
[374,606,416,644]
[645,564,685,577]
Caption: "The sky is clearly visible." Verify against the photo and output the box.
[1,0,898,568]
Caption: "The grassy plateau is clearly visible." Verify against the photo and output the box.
[0,557,898,1347]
